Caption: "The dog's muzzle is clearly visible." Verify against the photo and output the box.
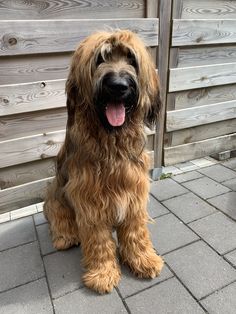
[95,72,138,129]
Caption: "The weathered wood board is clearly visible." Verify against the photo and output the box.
[0,130,65,168]
[165,133,236,165]
[0,177,54,213]
[0,158,55,189]
[0,79,66,116]
[168,119,236,146]
[180,0,236,19]
[176,46,236,67]
[0,19,158,56]
[167,100,236,132]
[172,84,236,110]
[0,109,67,141]
[0,54,71,85]
[172,19,236,46]
[0,0,144,20]
[169,63,236,92]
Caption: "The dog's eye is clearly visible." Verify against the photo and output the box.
[127,51,138,70]
[96,53,104,67]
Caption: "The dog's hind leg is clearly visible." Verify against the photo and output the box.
[43,183,80,250]
[78,223,121,294]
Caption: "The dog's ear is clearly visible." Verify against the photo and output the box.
[143,68,162,129]
[65,70,79,127]
[66,78,77,115]
[144,90,162,129]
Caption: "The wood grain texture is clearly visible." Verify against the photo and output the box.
[174,84,236,110]
[181,0,236,19]
[146,0,159,167]
[155,0,172,168]
[172,0,183,19]
[0,108,67,141]
[0,0,144,19]
[0,79,66,116]
[177,46,236,67]
[169,63,236,92]
[169,119,236,146]
[172,19,236,46]
[164,1,236,166]
[167,100,236,132]
[0,158,55,189]
[0,130,65,168]
[0,177,53,212]
[0,18,158,56]
[0,53,71,85]
[164,132,236,166]
[146,0,158,18]
[146,134,154,151]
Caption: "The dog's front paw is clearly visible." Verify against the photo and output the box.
[52,235,80,250]
[127,252,164,279]
[83,263,121,294]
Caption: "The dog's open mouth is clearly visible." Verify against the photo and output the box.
[94,71,138,130]
[105,103,126,127]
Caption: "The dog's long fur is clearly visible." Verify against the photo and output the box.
[44,30,163,294]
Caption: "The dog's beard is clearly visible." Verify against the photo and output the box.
[94,72,139,131]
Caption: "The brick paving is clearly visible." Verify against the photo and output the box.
[0,159,236,313]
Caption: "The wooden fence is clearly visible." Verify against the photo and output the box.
[0,0,158,213]
[164,0,236,165]
[0,0,236,213]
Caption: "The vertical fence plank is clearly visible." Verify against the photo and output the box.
[146,0,158,17]
[153,0,172,177]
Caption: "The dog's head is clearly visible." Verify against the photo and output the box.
[66,30,161,131]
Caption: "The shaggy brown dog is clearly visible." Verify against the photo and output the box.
[44,30,163,294]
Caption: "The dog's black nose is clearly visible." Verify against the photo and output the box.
[103,74,129,95]
[108,79,129,92]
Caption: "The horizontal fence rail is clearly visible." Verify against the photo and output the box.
[0,18,159,56]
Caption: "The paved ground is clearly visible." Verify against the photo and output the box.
[0,158,236,313]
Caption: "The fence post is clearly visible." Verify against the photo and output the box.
[152,0,173,180]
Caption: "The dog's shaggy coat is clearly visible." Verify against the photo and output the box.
[44,30,164,294]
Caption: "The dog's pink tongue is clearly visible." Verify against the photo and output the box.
[105,103,125,126]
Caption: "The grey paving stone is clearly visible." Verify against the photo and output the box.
[183,177,230,199]
[34,212,47,225]
[222,177,236,191]
[165,241,236,300]
[150,178,188,201]
[0,278,53,314]
[147,194,169,218]
[173,171,203,183]
[201,281,236,314]
[0,216,36,251]
[225,249,236,267]
[189,212,236,255]
[126,277,205,314]
[163,192,216,223]
[44,247,83,299]
[36,223,56,255]
[149,214,198,255]
[208,191,236,220]
[0,212,10,224]
[118,263,173,298]
[198,164,236,182]
[0,242,44,293]
[54,287,127,314]
[222,157,236,170]
[175,161,199,172]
